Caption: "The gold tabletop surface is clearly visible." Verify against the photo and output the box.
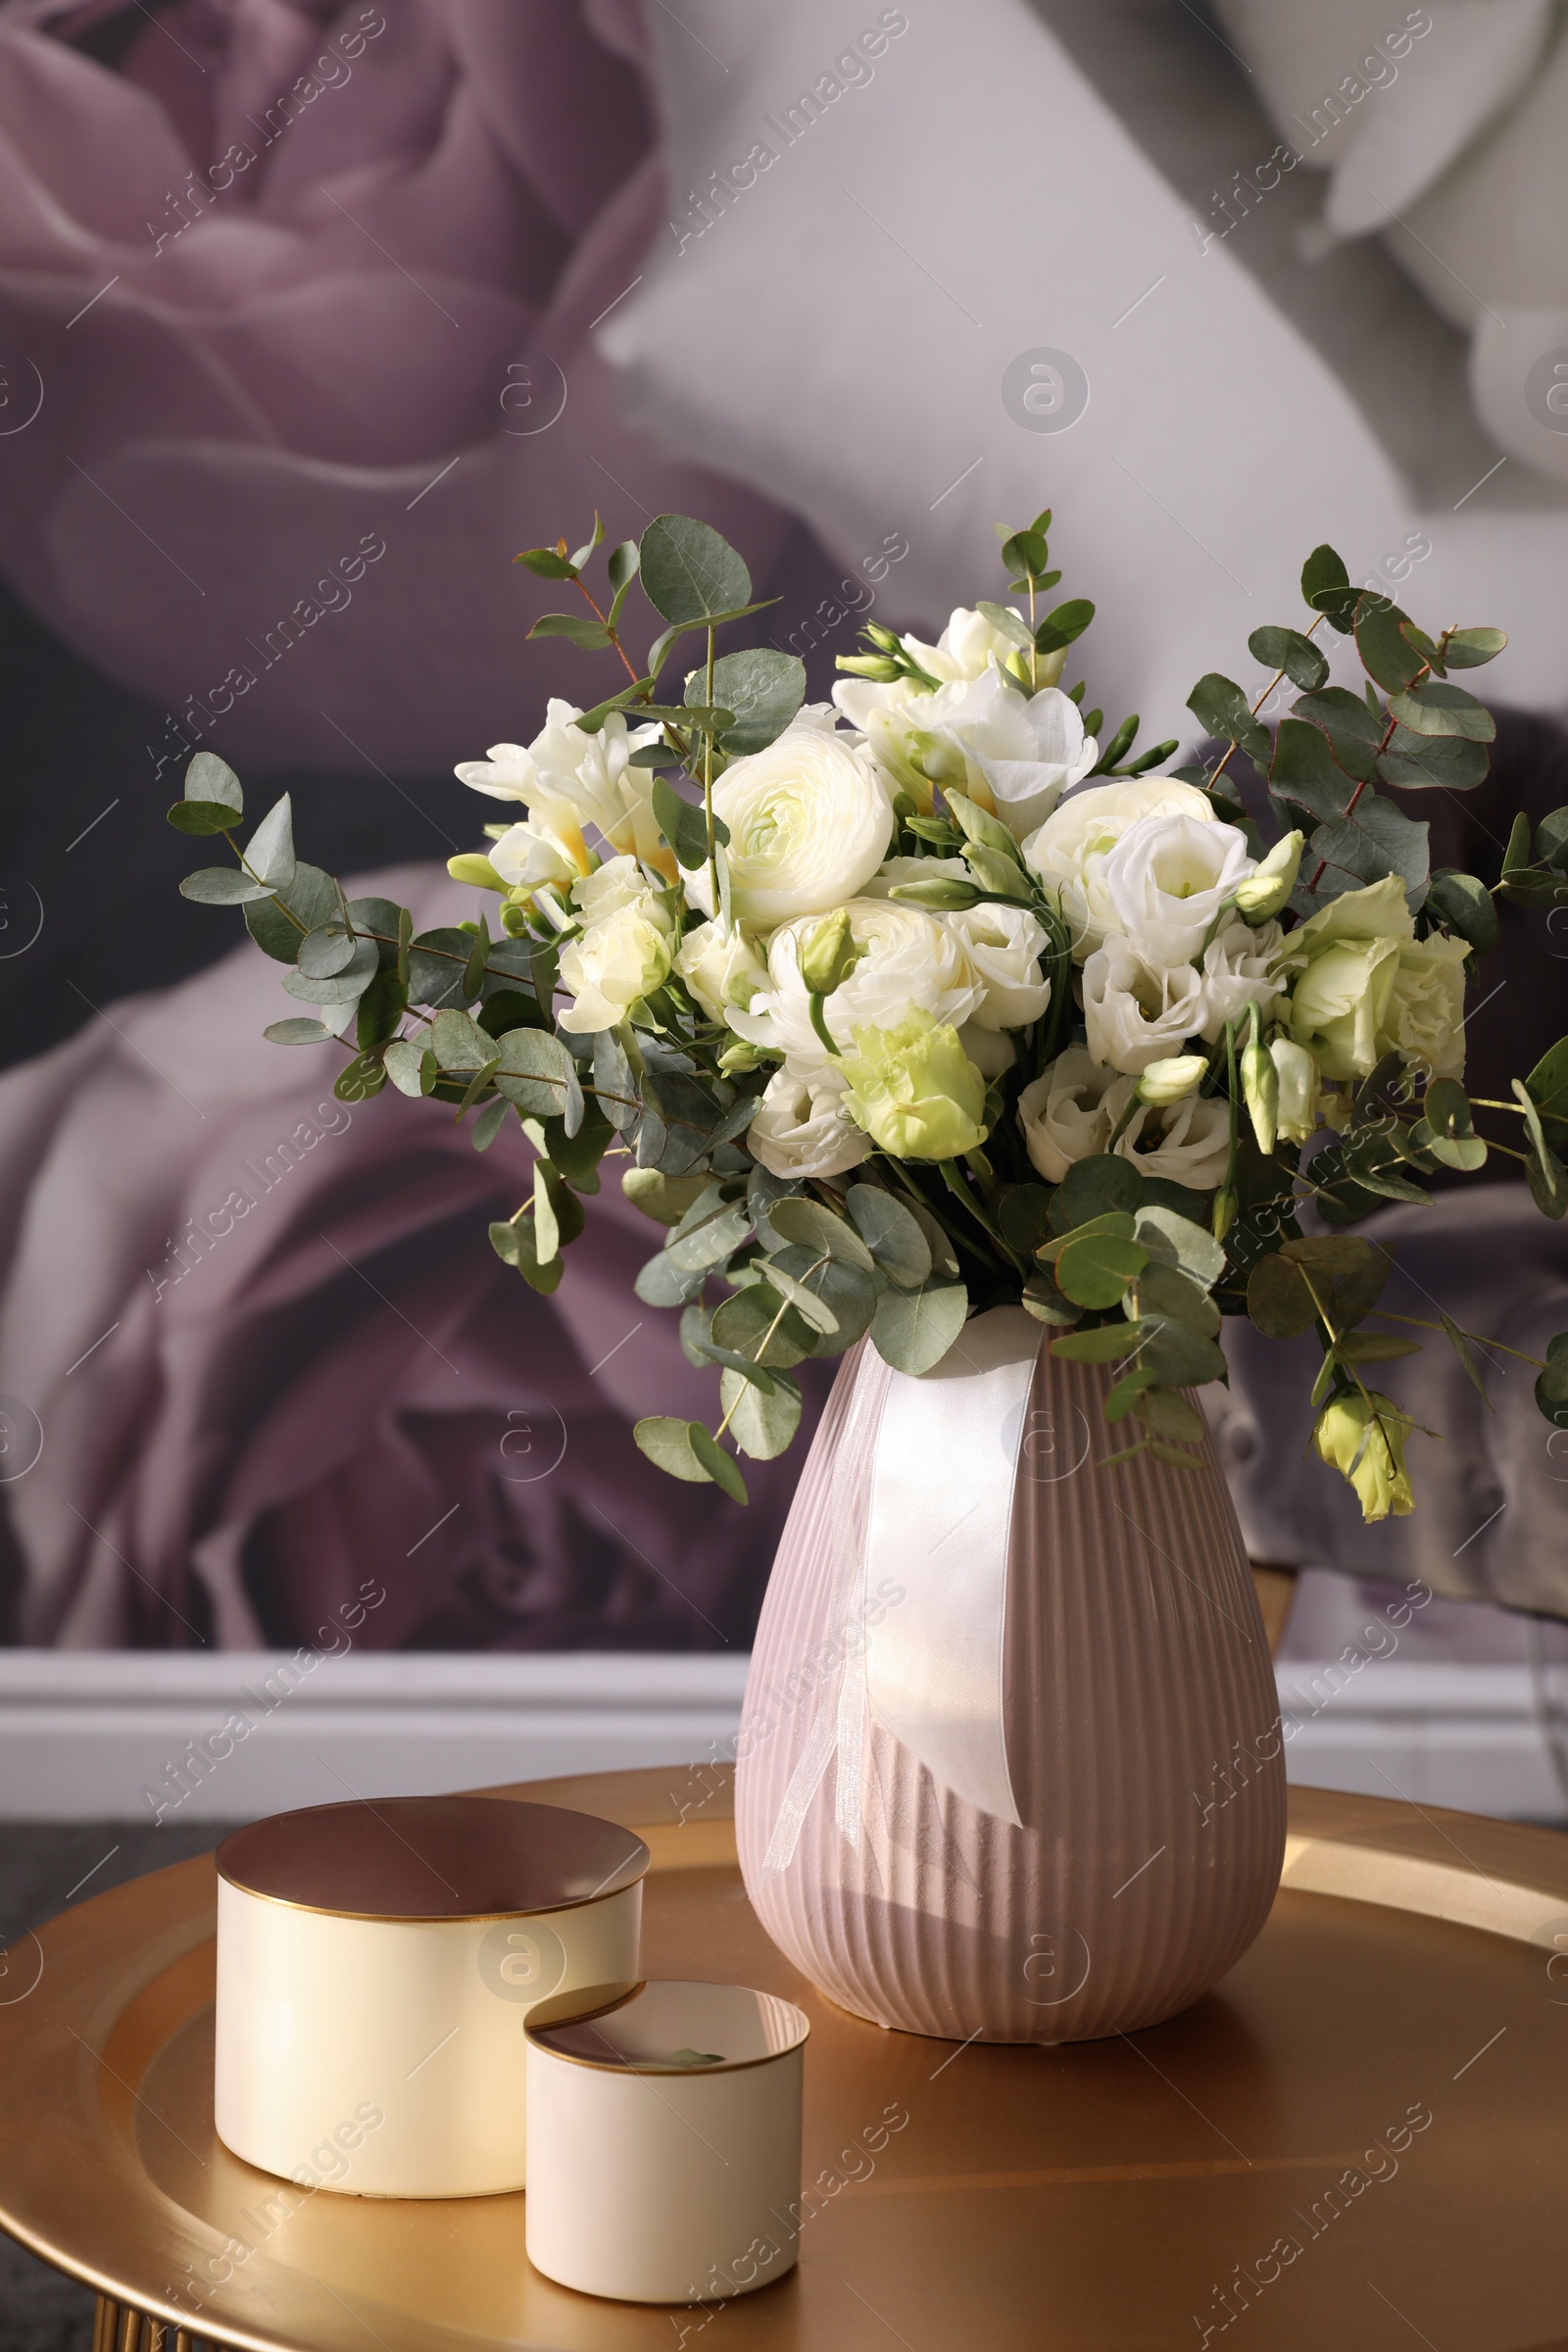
[3,1766,1568,2350]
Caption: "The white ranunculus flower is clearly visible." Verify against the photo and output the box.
[685,722,893,930]
[943,902,1053,1031]
[557,857,676,1035]
[1017,1046,1231,1188]
[836,665,1097,837]
[1023,779,1216,959]
[1082,939,1207,1075]
[1199,918,1286,1043]
[747,1066,872,1180]
[672,919,769,1023]
[456,703,667,883]
[1099,810,1257,967]
[728,898,982,1072]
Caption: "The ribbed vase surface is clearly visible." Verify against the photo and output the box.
[735,1318,1286,2041]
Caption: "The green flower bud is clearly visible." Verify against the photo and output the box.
[944,793,1019,859]
[888,877,983,910]
[1234,829,1302,923]
[447,854,508,892]
[1211,1184,1239,1242]
[800,906,860,996]
[500,901,532,938]
[1135,1054,1207,1107]
[1313,1391,1414,1521]
[836,653,903,681]
[717,1039,765,1074]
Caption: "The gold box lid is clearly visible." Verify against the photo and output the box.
[216,1795,649,1921]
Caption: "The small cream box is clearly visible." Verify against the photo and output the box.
[214,1794,648,2198]
[524,1979,809,2304]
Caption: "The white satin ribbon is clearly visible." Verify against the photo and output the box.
[761,1308,1035,1873]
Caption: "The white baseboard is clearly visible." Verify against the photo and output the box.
[0,1652,751,1824]
[0,1651,1562,1826]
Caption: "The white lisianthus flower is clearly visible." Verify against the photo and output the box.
[1023,779,1216,959]
[456,703,667,883]
[1017,1047,1231,1188]
[557,857,676,1035]
[1378,934,1471,1076]
[1099,810,1257,966]
[1284,876,1413,1079]
[684,722,893,930]
[836,665,1097,837]
[1082,939,1208,1075]
[943,902,1054,1030]
[728,898,982,1073]
[747,1066,872,1180]
[672,919,769,1023]
[1198,918,1287,1043]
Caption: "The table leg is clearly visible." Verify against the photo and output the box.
[94,2297,193,2352]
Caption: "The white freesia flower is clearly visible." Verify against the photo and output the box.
[906,606,1040,685]
[747,1066,871,1180]
[728,898,982,1072]
[672,919,769,1023]
[837,664,1097,837]
[1083,939,1208,1075]
[557,857,676,1035]
[1023,779,1216,958]
[1099,810,1257,966]
[1017,1046,1231,1187]
[684,722,893,930]
[943,902,1053,1031]
[455,703,666,884]
[1198,918,1286,1042]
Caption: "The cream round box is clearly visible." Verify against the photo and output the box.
[524,1979,809,2304]
[214,1795,648,2198]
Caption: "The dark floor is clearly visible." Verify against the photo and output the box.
[0,1822,241,2352]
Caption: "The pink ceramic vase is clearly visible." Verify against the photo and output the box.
[735,1312,1286,2041]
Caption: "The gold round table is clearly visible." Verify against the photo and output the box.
[3,1767,1568,2351]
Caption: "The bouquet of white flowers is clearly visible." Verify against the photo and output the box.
[169,508,1568,1521]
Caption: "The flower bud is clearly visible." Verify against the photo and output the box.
[963,846,1035,904]
[836,653,903,682]
[1136,1054,1207,1106]
[1211,1184,1238,1242]
[500,900,532,937]
[1234,829,1302,923]
[1270,1038,1319,1145]
[447,853,507,892]
[718,1039,766,1073]
[799,906,860,996]
[1313,1390,1414,1521]
[1242,1032,1280,1155]
[945,792,1018,859]
[888,876,983,910]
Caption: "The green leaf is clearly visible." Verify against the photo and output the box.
[183,750,243,815]
[493,1027,583,1133]
[1269,718,1357,822]
[621,1167,710,1227]
[847,1185,933,1288]
[1130,1262,1220,1338]
[1033,598,1095,655]
[1353,596,1424,692]
[1537,808,1568,872]
[1056,1231,1148,1310]
[298,924,357,980]
[1021,1270,1080,1325]
[358,970,409,1052]
[664,1189,753,1274]
[1055,1154,1144,1229]
[1001,529,1049,582]
[639,514,752,625]
[689,1424,749,1502]
[470,1097,510,1152]
[1248,625,1328,692]
[245,794,296,889]
[1377,728,1490,794]
[870,1280,968,1375]
[1142,1389,1206,1444]
[527,612,612,652]
[1187,673,1269,767]
[1535,1333,1568,1426]
[1386,680,1495,741]
[179,865,272,906]
[334,1053,386,1103]
[430,1006,493,1070]
[1135,1320,1228,1387]
[974,601,1034,653]
[168,799,244,837]
[1513,1079,1568,1218]
[1247,1252,1317,1338]
[710,1280,816,1369]
[1334,1333,1421,1364]
[383,1037,429,1097]
[404,928,472,1011]
[1104,1365,1159,1421]
[1525,1037,1568,1142]
[237,861,333,961]
[1440,1310,1493,1409]
[264,1016,334,1045]
[514,546,578,579]
[997,1184,1055,1262]
[568,512,605,571]
[700,649,807,756]
[489,1216,564,1295]
[1300,544,1357,632]
[1134,1206,1226,1292]
[279,938,379,1006]
[633,1416,716,1485]
[719,1366,802,1460]
[653,774,716,872]
[765,1196,875,1272]
[1440,626,1507,669]
[1289,688,1385,783]
[1050,1324,1141,1365]
[1304,796,1429,909]
[1425,870,1498,953]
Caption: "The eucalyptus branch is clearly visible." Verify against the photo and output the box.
[1209,610,1328,793]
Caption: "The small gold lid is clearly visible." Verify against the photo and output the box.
[216,1796,649,1922]
[525,1979,810,2074]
